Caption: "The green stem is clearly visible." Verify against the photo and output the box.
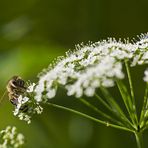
[79,98,124,126]
[47,102,134,133]
[141,120,148,132]
[125,61,135,106]
[140,83,148,127]
[95,93,133,128]
[125,61,138,125]
[100,87,135,129]
[134,132,143,148]
[95,94,112,112]
[116,80,137,129]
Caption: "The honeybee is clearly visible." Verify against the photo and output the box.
[6,76,28,111]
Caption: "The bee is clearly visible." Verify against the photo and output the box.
[6,76,28,111]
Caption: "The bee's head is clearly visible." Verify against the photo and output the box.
[11,76,25,88]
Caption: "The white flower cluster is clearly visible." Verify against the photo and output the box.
[12,33,148,123]
[33,33,148,100]
[132,37,148,66]
[66,56,124,97]
[13,83,43,124]
[0,126,24,148]
[13,96,29,116]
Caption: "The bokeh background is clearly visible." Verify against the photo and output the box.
[0,0,148,148]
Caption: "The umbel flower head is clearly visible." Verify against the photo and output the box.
[0,126,24,148]
[13,33,148,125]
[34,33,148,99]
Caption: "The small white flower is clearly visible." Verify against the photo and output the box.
[34,105,43,114]
[46,89,56,99]
[22,97,29,104]
[24,115,31,124]
[27,83,36,92]
[84,87,95,97]
[102,79,114,87]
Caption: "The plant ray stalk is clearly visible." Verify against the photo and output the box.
[79,98,124,126]
[134,132,143,148]
[47,102,135,133]
[140,83,148,128]
[116,80,137,129]
[95,93,134,129]
[125,61,138,126]
[95,94,112,112]
[100,87,135,130]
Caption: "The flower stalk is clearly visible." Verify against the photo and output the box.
[134,132,143,148]
[47,102,134,133]
[79,98,124,126]
[125,61,138,126]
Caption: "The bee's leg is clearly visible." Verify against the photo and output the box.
[19,105,28,112]
[9,93,19,106]
[11,87,24,95]
[10,98,18,106]
[10,80,17,88]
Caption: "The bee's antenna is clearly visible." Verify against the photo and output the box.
[0,90,7,105]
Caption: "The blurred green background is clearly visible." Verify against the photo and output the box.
[0,0,148,147]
